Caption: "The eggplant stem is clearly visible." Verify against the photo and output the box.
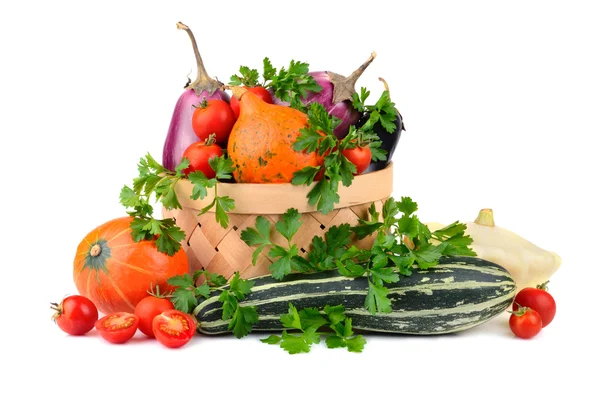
[378,77,390,93]
[176,21,222,96]
[347,52,377,87]
[328,51,377,103]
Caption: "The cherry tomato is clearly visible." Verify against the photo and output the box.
[134,295,175,338]
[513,282,556,328]
[191,99,235,144]
[341,146,372,175]
[230,86,273,119]
[181,139,223,178]
[95,312,139,344]
[152,309,196,348]
[509,306,543,339]
[51,295,98,336]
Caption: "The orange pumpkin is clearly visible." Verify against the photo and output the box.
[73,217,188,314]
[227,90,323,183]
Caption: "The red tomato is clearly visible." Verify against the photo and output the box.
[152,309,196,348]
[181,140,223,178]
[95,312,139,344]
[51,295,98,336]
[509,306,543,339]
[230,86,273,119]
[341,146,372,175]
[513,283,556,328]
[134,296,175,338]
[191,99,235,144]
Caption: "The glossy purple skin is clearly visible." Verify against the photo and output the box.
[305,72,359,139]
[272,72,359,139]
[162,88,230,171]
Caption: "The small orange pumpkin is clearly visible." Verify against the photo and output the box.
[72,217,188,314]
[227,90,323,183]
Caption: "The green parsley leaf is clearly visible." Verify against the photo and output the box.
[188,171,215,200]
[275,208,302,242]
[299,307,329,330]
[262,57,276,81]
[260,334,282,345]
[210,155,235,180]
[365,281,392,314]
[194,283,211,299]
[280,303,303,329]
[218,290,238,320]
[279,330,314,354]
[229,272,255,301]
[240,216,273,265]
[170,288,198,314]
[214,196,235,228]
[229,305,259,339]
[397,196,418,216]
[229,65,260,87]
[268,245,296,280]
[291,166,320,186]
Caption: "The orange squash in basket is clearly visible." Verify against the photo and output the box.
[72,217,188,314]
[227,90,323,183]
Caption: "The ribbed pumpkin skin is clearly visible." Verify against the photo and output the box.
[227,92,323,183]
[195,256,516,335]
[73,217,188,314]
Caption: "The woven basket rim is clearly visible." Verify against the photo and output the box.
[174,162,394,214]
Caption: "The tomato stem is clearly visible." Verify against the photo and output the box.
[536,280,550,291]
[507,303,530,317]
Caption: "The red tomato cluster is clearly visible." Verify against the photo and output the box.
[52,294,196,349]
[180,87,373,178]
[182,86,275,178]
[508,283,557,339]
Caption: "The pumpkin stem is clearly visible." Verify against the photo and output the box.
[227,85,248,100]
[90,244,102,257]
[328,51,377,104]
[474,208,495,227]
[176,21,223,96]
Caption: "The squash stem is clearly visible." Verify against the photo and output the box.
[177,22,222,96]
[474,208,495,227]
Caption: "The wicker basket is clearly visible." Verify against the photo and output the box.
[162,163,394,280]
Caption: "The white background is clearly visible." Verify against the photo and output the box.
[1,0,598,395]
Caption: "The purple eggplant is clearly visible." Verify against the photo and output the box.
[273,52,376,139]
[162,22,230,171]
[304,52,376,138]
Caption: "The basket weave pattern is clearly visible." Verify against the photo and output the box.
[163,199,385,281]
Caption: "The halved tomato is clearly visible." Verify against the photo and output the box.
[152,310,196,348]
[95,312,139,344]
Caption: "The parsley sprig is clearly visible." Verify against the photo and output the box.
[241,196,476,314]
[240,208,312,280]
[229,57,322,109]
[292,102,383,214]
[261,303,366,354]
[168,271,258,338]
[120,152,236,255]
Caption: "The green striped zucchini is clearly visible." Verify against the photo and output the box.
[194,256,516,335]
